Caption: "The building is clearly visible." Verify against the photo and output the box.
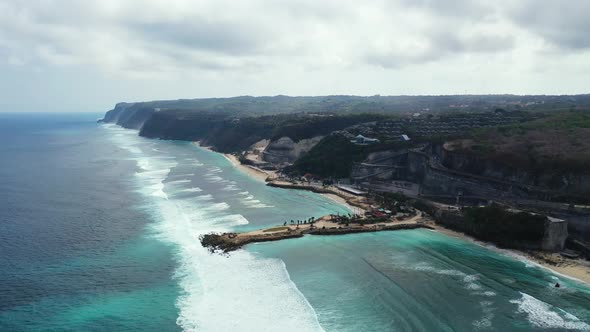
[351,134,380,145]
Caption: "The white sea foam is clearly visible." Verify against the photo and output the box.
[167,179,192,185]
[193,194,213,201]
[180,187,203,193]
[243,199,261,205]
[222,184,240,191]
[411,262,488,295]
[204,175,223,182]
[248,203,275,209]
[207,167,223,173]
[105,125,325,332]
[150,181,323,332]
[472,300,495,329]
[510,292,590,330]
[170,173,195,177]
[201,202,230,212]
[211,214,250,226]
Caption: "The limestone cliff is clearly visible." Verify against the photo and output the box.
[262,136,323,165]
[440,144,590,198]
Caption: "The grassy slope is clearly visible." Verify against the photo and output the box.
[448,110,590,173]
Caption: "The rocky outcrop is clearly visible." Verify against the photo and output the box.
[100,102,155,130]
[440,144,590,198]
[416,200,568,252]
[262,136,323,165]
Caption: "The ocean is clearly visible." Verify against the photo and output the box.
[0,112,589,331]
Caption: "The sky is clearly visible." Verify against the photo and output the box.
[1,0,589,112]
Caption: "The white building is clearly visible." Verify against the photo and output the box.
[351,134,380,145]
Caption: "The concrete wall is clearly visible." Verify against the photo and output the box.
[542,220,568,252]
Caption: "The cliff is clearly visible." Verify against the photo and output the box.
[440,110,590,197]
[100,100,386,153]
[441,143,590,198]
[262,136,323,164]
[101,103,155,130]
[414,201,568,252]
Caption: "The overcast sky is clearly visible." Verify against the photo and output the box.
[1,0,589,112]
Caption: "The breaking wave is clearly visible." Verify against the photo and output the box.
[510,293,590,330]
[103,124,324,332]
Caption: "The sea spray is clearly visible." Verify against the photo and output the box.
[106,124,326,331]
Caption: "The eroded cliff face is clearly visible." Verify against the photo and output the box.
[262,136,323,165]
[439,145,590,197]
[101,103,155,130]
[101,102,131,123]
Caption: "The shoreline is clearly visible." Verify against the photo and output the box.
[201,213,434,253]
[192,141,272,183]
[191,141,590,285]
[321,193,359,213]
[193,141,357,212]
[431,224,590,285]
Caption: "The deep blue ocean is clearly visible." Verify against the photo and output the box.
[0,113,589,331]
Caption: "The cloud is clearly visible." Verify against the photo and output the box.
[507,1,590,50]
[132,21,265,55]
[365,30,515,68]
[0,0,589,102]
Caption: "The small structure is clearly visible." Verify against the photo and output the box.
[351,134,380,145]
[301,173,314,182]
[336,185,367,196]
[541,217,568,252]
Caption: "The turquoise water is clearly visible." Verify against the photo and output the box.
[254,230,590,331]
[1,113,589,331]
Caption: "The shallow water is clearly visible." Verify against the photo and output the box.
[0,113,347,331]
[1,113,589,331]
[254,230,590,331]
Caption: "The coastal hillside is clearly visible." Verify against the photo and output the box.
[100,94,590,150]
[100,95,590,201]
[441,111,590,195]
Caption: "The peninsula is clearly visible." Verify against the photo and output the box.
[200,208,433,253]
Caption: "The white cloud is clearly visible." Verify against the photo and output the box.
[0,0,589,111]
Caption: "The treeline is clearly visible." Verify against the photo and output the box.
[286,134,407,178]
[460,110,590,174]
[462,205,547,246]
[139,111,387,153]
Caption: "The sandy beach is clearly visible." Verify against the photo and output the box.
[193,141,272,182]
[192,141,590,285]
[193,141,360,213]
[223,153,273,182]
[320,193,362,213]
[432,224,590,285]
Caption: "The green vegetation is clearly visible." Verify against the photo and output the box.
[269,114,388,141]
[287,135,367,178]
[463,205,546,246]
[288,134,411,178]
[462,110,590,173]
[141,112,388,153]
